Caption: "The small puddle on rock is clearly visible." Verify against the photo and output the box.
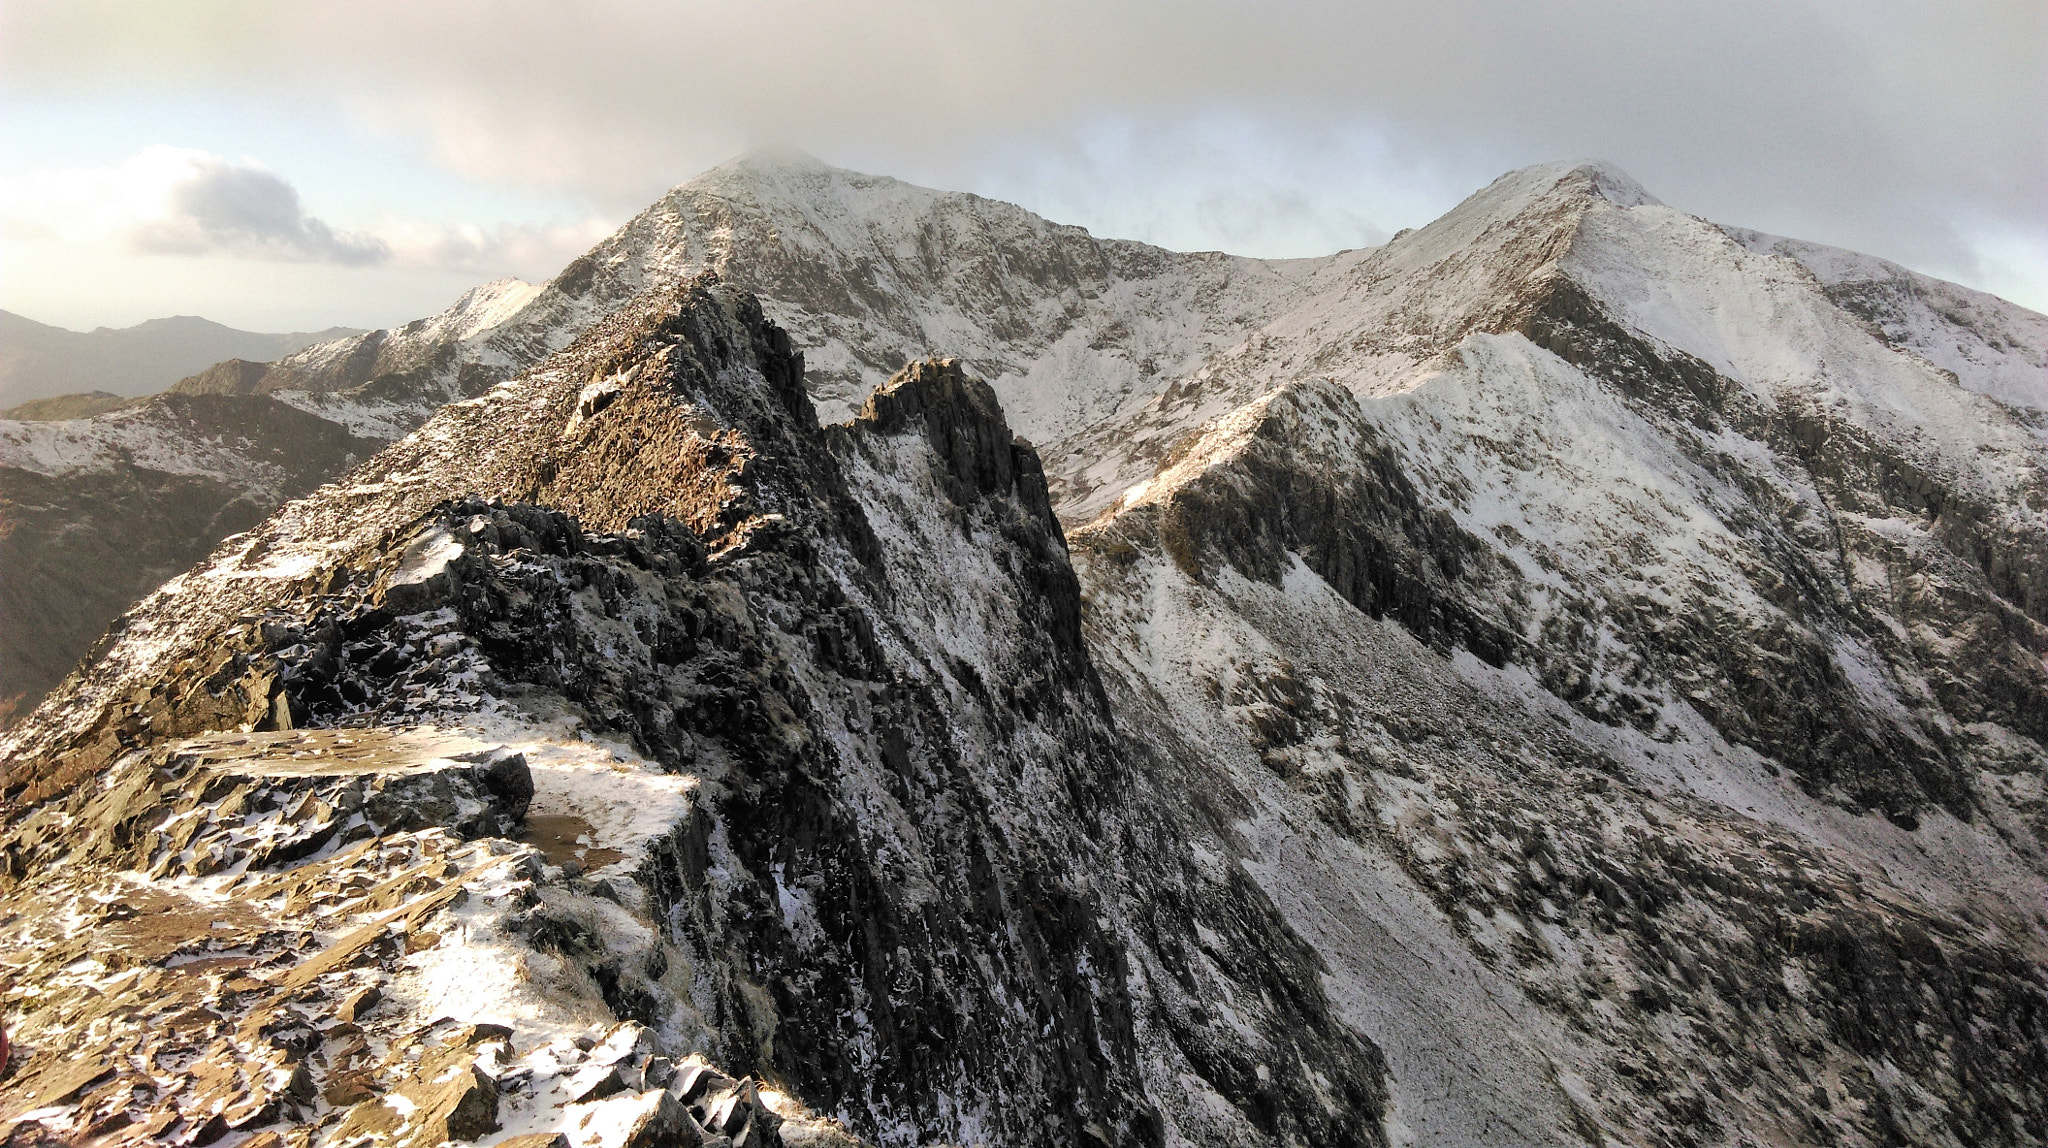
[519,813,627,872]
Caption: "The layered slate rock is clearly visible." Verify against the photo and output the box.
[0,277,1387,1147]
[0,726,540,1145]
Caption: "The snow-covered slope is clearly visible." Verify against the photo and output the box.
[1724,227,2048,420]
[1063,160,2048,1145]
[233,153,1313,440]
[632,154,1310,436]
[1057,161,2048,799]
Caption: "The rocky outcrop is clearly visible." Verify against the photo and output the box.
[1113,379,1519,666]
[0,720,789,1148]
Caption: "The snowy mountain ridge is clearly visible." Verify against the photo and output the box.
[1721,225,2048,419]
[2,155,2045,1148]
[193,151,1316,442]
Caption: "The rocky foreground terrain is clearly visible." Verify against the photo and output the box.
[1,158,2044,1147]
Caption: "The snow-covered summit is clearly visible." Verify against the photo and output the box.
[1551,158,1662,208]
[434,275,543,341]
[678,146,856,195]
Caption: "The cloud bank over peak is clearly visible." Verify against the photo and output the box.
[1,1,2042,323]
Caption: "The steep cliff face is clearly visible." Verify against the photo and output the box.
[0,280,1387,1148]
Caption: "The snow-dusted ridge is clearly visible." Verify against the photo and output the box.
[1057,157,2048,1144]
[206,151,1322,443]
[1723,225,2048,421]
[2,155,2046,1148]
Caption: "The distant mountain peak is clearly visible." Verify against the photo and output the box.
[1483,158,1663,209]
[680,147,855,195]
[725,145,833,172]
[1563,158,1662,207]
[438,276,541,341]
[0,309,368,408]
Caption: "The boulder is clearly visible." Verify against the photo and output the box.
[567,1087,692,1148]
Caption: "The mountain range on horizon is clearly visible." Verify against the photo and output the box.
[1,153,2045,1148]
[0,309,365,411]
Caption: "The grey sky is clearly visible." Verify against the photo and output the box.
[2,0,2042,328]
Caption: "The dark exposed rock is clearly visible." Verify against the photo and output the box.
[857,358,1023,504]
[1131,379,1520,667]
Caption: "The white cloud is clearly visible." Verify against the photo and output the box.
[0,146,388,264]
[10,0,2037,308]
[370,215,619,276]
[0,146,615,276]
[0,147,617,328]
[1,2,2042,320]
[1957,222,2048,316]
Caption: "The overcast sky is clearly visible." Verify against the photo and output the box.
[3,0,2042,331]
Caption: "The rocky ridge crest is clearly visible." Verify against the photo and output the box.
[1,277,1387,1148]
